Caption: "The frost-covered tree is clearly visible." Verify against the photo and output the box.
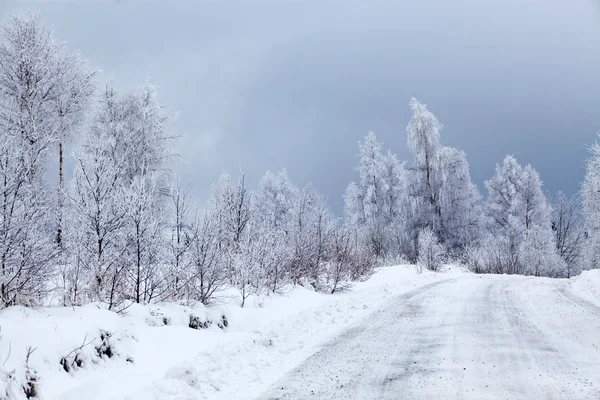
[552,192,584,277]
[436,147,482,251]
[209,172,252,262]
[255,169,297,234]
[417,227,444,273]
[165,176,193,300]
[0,12,62,182]
[0,130,56,307]
[55,208,88,305]
[70,118,128,309]
[187,210,227,305]
[288,185,335,285]
[483,155,559,276]
[520,225,564,277]
[520,164,552,231]
[406,98,442,234]
[484,155,527,275]
[68,82,174,307]
[208,170,255,295]
[123,170,166,303]
[211,171,252,252]
[0,12,69,306]
[0,12,96,248]
[405,99,482,254]
[323,226,354,294]
[231,231,272,307]
[380,151,412,257]
[355,131,386,256]
[485,155,525,239]
[53,54,96,246]
[345,132,409,259]
[515,165,562,276]
[582,135,600,270]
[118,82,173,183]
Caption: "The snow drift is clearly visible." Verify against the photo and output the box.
[570,269,600,307]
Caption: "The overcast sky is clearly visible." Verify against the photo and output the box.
[1,0,599,213]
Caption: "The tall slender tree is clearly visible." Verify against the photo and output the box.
[582,134,600,270]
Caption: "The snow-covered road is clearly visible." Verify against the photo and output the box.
[259,275,600,400]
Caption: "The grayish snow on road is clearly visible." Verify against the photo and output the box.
[258,275,600,399]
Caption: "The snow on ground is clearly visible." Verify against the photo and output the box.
[258,273,600,399]
[0,300,226,400]
[570,268,600,307]
[0,265,454,400]
[3,267,598,400]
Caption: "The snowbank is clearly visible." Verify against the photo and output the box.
[0,265,459,400]
[570,269,600,307]
[0,301,226,400]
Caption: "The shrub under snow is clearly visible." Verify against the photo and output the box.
[417,228,444,273]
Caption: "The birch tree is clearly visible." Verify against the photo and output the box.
[406,98,442,234]
[69,87,129,309]
[0,11,96,248]
[406,99,482,254]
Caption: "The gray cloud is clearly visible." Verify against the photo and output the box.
[1,0,599,212]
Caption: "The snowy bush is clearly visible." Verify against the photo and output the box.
[95,331,115,359]
[417,228,444,272]
[464,245,485,274]
[519,226,565,277]
[218,314,229,329]
[321,226,376,293]
[22,347,38,399]
[189,315,212,330]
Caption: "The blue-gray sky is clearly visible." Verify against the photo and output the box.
[2,0,599,213]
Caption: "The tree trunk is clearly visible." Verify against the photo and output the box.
[136,230,141,304]
[57,138,64,246]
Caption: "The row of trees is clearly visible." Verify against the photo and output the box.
[345,98,590,278]
[0,11,596,311]
[0,12,375,310]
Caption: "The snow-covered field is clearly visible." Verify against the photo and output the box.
[0,265,454,400]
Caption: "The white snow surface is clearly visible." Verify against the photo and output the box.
[570,268,600,307]
[2,267,599,400]
[0,265,448,400]
[260,274,600,399]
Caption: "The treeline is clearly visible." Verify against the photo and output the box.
[0,12,596,311]
[0,12,373,310]
[345,99,589,279]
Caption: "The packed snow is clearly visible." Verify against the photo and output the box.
[260,274,600,400]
